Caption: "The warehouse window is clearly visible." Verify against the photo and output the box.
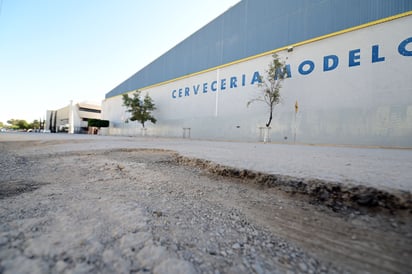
[78,107,101,113]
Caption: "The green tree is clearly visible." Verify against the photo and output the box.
[247,53,288,128]
[30,119,40,129]
[122,90,157,128]
[7,119,30,130]
[18,120,29,130]
[7,119,17,127]
[0,121,4,128]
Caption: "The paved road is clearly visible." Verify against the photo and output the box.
[1,132,411,192]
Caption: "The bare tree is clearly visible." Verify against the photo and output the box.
[247,53,288,128]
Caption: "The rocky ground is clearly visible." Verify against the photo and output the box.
[0,138,411,273]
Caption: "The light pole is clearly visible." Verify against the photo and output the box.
[69,100,74,134]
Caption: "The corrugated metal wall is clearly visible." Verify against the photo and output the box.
[105,0,412,99]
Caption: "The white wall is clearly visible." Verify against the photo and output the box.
[103,15,412,147]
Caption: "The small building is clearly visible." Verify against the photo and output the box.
[46,102,101,134]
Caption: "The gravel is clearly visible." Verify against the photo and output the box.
[1,134,411,273]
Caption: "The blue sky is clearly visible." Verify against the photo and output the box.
[0,0,239,124]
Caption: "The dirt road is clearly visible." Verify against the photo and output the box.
[0,137,411,273]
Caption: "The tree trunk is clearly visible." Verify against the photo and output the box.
[266,108,273,128]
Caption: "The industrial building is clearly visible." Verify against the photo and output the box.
[46,102,101,134]
[102,0,412,147]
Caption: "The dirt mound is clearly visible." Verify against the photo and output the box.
[174,154,412,213]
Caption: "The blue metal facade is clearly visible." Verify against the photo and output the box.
[105,0,412,99]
